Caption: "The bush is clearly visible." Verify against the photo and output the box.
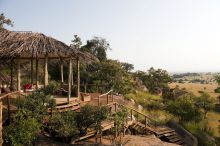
[3,111,41,146]
[214,87,220,93]
[48,111,79,142]
[76,105,109,133]
[165,94,202,122]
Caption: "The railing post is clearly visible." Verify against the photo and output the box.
[107,94,109,104]
[98,95,100,106]
[0,101,2,145]
[115,103,117,112]
[145,116,147,128]
[6,96,10,123]
[131,109,133,121]
[111,91,113,102]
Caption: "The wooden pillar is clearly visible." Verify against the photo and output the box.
[115,102,117,112]
[98,95,100,106]
[10,60,13,90]
[145,116,147,128]
[0,101,2,145]
[60,59,64,84]
[17,58,21,91]
[76,57,80,98]
[107,94,109,104]
[131,110,133,121]
[44,54,49,87]
[31,57,34,85]
[68,58,72,103]
[36,58,39,89]
[111,92,113,102]
[6,96,10,122]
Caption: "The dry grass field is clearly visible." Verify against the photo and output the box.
[169,82,219,98]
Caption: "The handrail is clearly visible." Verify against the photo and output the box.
[98,89,113,106]
[98,89,113,98]
[0,91,21,100]
[104,102,158,127]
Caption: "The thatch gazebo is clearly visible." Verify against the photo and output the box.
[0,28,97,102]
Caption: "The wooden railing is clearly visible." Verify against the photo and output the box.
[103,101,158,128]
[98,89,114,106]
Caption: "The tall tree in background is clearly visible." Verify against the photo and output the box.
[81,37,110,61]
[0,13,13,29]
[134,67,172,94]
[70,35,82,49]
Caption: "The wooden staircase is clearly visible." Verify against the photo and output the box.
[129,121,186,146]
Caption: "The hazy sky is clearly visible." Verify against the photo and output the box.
[1,0,220,72]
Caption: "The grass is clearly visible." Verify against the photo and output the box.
[206,111,220,137]
[169,82,219,97]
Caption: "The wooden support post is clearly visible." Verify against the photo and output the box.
[0,101,2,145]
[6,96,10,123]
[111,92,113,102]
[60,59,64,84]
[68,58,72,103]
[36,58,39,89]
[31,57,34,85]
[17,58,21,91]
[44,54,48,87]
[115,102,117,112]
[10,60,13,90]
[145,116,147,128]
[98,96,100,106]
[76,57,80,98]
[131,110,133,121]
[107,94,109,104]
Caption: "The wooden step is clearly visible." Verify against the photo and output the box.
[156,129,175,135]
[169,137,182,143]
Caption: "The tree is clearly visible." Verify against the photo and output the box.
[0,13,13,29]
[76,105,109,134]
[135,67,172,94]
[3,111,41,146]
[70,35,82,49]
[166,94,202,122]
[121,62,134,72]
[48,111,79,142]
[81,37,110,61]
[215,75,220,85]
[194,92,215,118]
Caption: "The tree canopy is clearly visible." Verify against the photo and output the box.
[0,13,13,29]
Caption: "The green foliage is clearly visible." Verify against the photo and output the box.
[76,105,109,133]
[82,60,134,94]
[70,35,82,49]
[39,81,59,95]
[114,107,128,135]
[81,37,110,61]
[162,86,188,100]
[16,91,55,122]
[48,111,79,142]
[0,13,13,29]
[214,87,220,93]
[134,67,172,94]
[166,94,202,122]
[194,92,215,118]
[215,75,220,85]
[3,111,41,146]
[183,121,216,146]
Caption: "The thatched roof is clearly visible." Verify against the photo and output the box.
[0,29,98,63]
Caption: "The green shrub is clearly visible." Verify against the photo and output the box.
[76,105,109,133]
[48,111,79,142]
[165,94,202,122]
[3,111,41,146]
